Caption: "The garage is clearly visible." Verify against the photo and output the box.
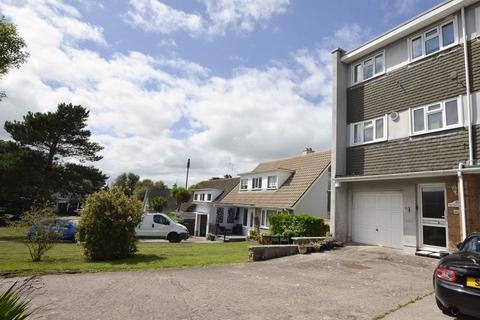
[352,191,403,249]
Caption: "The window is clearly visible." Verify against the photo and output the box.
[353,64,362,83]
[411,97,461,135]
[227,208,235,223]
[424,28,439,55]
[207,193,212,201]
[194,193,198,201]
[242,208,248,226]
[240,179,248,190]
[153,214,169,225]
[352,51,384,84]
[216,208,224,223]
[200,193,205,201]
[252,177,262,189]
[267,176,278,189]
[460,236,480,253]
[260,209,268,227]
[350,116,387,146]
[409,19,457,61]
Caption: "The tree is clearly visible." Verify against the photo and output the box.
[0,17,29,99]
[2,103,105,204]
[77,188,143,260]
[112,172,140,197]
[149,196,167,212]
[171,187,191,211]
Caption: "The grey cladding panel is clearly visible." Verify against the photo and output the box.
[348,46,467,124]
[347,128,470,176]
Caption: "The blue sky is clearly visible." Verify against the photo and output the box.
[0,0,442,185]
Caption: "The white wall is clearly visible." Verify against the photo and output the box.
[293,168,330,219]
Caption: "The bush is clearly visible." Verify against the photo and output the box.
[0,278,34,320]
[269,213,328,237]
[149,196,167,212]
[77,187,143,261]
[18,204,58,262]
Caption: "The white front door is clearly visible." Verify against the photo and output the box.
[352,191,403,249]
[418,184,447,249]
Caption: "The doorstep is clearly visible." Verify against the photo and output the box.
[415,249,449,259]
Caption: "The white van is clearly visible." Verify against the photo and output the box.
[135,213,189,243]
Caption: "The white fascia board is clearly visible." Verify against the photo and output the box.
[341,0,477,64]
[334,169,458,182]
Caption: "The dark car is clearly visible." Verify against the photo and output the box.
[434,233,480,318]
[28,219,77,242]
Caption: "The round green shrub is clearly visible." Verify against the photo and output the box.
[78,187,143,261]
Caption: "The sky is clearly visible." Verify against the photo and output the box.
[0,0,443,186]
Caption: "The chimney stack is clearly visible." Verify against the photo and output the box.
[302,147,314,155]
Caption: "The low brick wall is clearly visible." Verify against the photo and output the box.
[248,245,298,261]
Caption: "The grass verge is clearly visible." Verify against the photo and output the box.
[0,230,251,277]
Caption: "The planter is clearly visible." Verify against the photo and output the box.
[298,245,309,254]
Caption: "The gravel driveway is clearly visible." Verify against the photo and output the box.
[3,245,440,320]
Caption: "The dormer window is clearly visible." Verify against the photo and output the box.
[267,176,278,189]
[252,177,262,190]
[207,193,212,201]
[409,19,457,62]
[240,179,248,190]
[194,193,198,201]
[200,193,205,201]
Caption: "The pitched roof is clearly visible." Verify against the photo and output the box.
[192,177,239,202]
[219,150,331,209]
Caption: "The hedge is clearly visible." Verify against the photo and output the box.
[269,213,328,237]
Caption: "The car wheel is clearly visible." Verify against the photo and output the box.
[435,297,452,316]
[167,232,179,243]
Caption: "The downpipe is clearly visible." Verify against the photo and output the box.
[458,163,467,240]
[461,7,474,166]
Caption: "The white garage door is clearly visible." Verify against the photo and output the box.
[352,192,403,249]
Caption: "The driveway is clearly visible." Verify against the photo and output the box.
[3,245,446,320]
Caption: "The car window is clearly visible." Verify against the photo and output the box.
[461,236,480,253]
[153,215,168,225]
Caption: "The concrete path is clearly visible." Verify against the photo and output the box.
[2,245,443,320]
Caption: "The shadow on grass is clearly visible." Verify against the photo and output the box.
[93,254,166,266]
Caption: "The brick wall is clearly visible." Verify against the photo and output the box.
[447,182,461,250]
[464,174,480,235]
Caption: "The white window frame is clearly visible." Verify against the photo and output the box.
[351,50,386,85]
[240,179,248,191]
[194,193,198,201]
[200,193,205,201]
[252,177,262,190]
[207,193,212,201]
[409,96,463,136]
[267,176,278,189]
[350,115,388,146]
[408,17,458,63]
[260,209,268,227]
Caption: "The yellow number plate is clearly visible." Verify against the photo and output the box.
[466,277,480,288]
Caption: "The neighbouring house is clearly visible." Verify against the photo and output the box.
[142,187,177,213]
[210,149,331,237]
[331,0,480,254]
[188,177,240,236]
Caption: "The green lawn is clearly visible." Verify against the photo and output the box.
[0,226,28,241]
[0,227,251,277]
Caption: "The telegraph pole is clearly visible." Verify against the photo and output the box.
[185,158,190,188]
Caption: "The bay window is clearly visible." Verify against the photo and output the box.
[411,97,462,135]
[350,115,387,146]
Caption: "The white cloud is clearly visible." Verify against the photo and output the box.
[0,0,331,186]
[125,0,204,35]
[323,23,372,51]
[124,0,290,37]
[379,0,422,21]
